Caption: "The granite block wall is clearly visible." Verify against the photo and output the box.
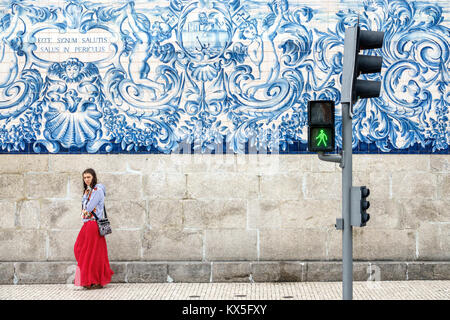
[0,154,448,283]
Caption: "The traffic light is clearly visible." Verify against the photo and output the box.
[307,100,335,152]
[351,186,371,227]
[341,26,384,104]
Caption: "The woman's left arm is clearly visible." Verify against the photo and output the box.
[85,187,104,213]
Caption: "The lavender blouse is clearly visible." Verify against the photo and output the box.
[81,183,106,223]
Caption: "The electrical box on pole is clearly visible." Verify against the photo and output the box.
[351,186,371,227]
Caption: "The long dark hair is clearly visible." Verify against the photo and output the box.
[82,168,98,194]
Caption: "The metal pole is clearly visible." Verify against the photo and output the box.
[342,101,353,300]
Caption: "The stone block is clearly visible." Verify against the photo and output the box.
[305,262,341,282]
[252,199,339,230]
[251,262,282,282]
[187,172,258,199]
[47,230,79,261]
[368,171,391,200]
[126,262,167,283]
[430,155,449,172]
[305,262,369,282]
[127,155,183,173]
[354,155,429,173]
[437,174,449,199]
[393,155,430,172]
[148,200,183,229]
[212,262,251,282]
[107,229,142,261]
[100,173,143,201]
[0,155,48,173]
[326,228,342,260]
[367,199,402,229]
[259,229,327,260]
[417,223,450,260]
[25,173,67,198]
[247,200,282,229]
[16,200,40,229]
[14,262,75,284]
[0,174,25,200]
[142,229,203,260]
[0,262,14,284]
[407,262,450,280]
[0,230,46,261]
[205,229,257,261]
[353,229,416,260]
[67,172,85,199]
[0,201,16,229]
[391,172,436,200]
[110,262,127,283]
[353,154,390,173]
[303,172,341,200]
[399,199,449,229]
[183,199,247,229]
[258,154,309,174]
[235,154,283,175]
[168,262,211,282]
[279,262,305,282]
[49,154,127,173]
[107,200,146,229]
[311,158,337,172]
[178,154,237,174]
[353,171,371,190]
[260,174,303,200]
[40,199,82,230]
[354,262,376,281]
[142,172,186,200]
[368,262,407,281]
[248,199,339,230]
[259,229,298,260]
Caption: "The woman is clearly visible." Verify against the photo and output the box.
[74,168,114,289]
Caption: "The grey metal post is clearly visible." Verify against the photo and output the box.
[340,26,358,300]
[341,101,353,300]
[320,25,382,300]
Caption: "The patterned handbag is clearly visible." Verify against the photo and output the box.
[91,207,112,236]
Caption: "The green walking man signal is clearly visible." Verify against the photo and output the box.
[316,129,328,148]
[308,101,335,152]
[316,129,329,147]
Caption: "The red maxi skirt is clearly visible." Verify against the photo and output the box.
[74,220,114,287]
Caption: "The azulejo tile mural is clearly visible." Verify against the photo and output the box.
[0,0,448,154]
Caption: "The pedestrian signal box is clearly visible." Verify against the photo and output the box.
[308,100,335,152]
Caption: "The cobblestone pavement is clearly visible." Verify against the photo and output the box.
[0,281,449,300]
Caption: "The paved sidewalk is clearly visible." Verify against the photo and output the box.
[0,281,449,300]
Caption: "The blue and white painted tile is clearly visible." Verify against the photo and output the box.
[0,0,448,154]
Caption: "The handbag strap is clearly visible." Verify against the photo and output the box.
[90,206,107,220]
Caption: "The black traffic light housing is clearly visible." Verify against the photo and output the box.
[342,26,384,105]
[351,186,371,227]
[307,100,335,153]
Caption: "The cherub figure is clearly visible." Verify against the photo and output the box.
[43,58,103,148]
[0,3,22,88]
[45,58,101,112]
[125,1,172,97]
[237,0,284,96]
